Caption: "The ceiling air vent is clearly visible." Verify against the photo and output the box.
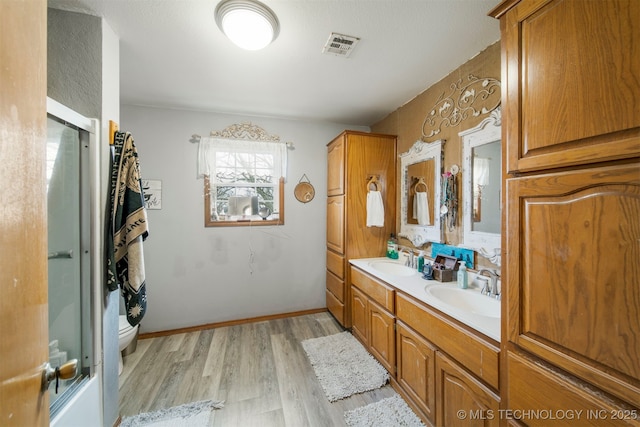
[322,32,360,58]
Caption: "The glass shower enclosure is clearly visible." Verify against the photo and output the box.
[46,100,98,418]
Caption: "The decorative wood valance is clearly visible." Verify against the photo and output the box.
[191,122,294,147]
[209,122,281,141]
[421,75,501,140]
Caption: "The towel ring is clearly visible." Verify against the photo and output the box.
[414,177,428,193]
[367,175,380,192]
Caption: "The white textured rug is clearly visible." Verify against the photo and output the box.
[344,394,425,427]
[301,331,390,402]
[120,399,224,427]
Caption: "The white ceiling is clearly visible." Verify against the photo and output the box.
[49,0,501,126]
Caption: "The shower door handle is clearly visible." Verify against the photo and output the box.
[41,359,78,392]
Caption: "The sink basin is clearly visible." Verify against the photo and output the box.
[369,261,417,277]
[425,285,500,318]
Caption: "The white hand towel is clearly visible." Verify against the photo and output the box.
[415,192,430,225]
[366,191,385,227]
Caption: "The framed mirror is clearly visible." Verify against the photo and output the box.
[460,108,501,258]
[399,139,444,246]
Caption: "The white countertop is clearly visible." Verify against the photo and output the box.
[349,257,501,342]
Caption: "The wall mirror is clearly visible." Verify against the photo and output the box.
[399,139,444,246]
[460,108,501,258]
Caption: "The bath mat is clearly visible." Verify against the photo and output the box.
[301,331,389,402]
[344,394,425,427]
[120,399,224,427]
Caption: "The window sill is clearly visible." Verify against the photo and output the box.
[205,216,283,227]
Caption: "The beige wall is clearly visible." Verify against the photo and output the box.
[372,41,500,268]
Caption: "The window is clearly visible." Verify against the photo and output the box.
[198,125,287,227]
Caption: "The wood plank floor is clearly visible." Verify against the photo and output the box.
[119,311,397,426]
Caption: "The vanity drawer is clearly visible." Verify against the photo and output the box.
[326,250,344,279]
[326,289,344,325]
[326,270,344,302]
[507,351,639,427]
[396,292,499,390]
[351,267,395,313]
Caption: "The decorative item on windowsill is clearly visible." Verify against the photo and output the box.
[258,206,271,220]
[294,174,315,203]
[441,164,459,232]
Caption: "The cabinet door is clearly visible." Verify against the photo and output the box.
[502,0,640,173]
[326,195,345,253]
[327,135,345,196]
[505,162,640,406]
[351,285,368,346]
[396,321,436,423]
[368,299,395,374]
[435,352,500,427]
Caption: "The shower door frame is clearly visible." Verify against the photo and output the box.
[46,97,103,424]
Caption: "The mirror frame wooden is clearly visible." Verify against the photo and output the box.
[399,139,444,246]
[460,108,501,255]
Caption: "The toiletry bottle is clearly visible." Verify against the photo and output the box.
[417,251,425,272]
[391,234,399,259]
[423,261,434,280]
[387,234,398,259]
[457,261,468,289]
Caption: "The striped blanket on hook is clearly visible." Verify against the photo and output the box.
[107,131,149,326]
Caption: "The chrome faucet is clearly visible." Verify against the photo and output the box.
[477,269,500,299]
[399,247,414,268]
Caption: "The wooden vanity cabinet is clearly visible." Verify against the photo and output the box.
[490,0,640,420]
[325,131,396,328]
[396,292,500,426]
[396,293,500,390]
[350,267,396,373]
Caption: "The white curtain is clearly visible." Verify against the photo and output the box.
[197,137,288,180]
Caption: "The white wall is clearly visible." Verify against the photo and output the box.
[121,105,367,333]
[48,9,121,427]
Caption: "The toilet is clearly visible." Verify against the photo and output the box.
[118,315,139,375]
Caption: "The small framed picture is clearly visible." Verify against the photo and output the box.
[142,179,162,210]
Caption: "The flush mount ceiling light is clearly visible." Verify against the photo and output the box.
[215,0,280,51]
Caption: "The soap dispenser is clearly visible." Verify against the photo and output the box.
[417,251,425,272]
[387,233,398,259]
[457,261,468,289]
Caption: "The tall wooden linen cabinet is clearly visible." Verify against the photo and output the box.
[326,131,396,328]
[490,0,640,425]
